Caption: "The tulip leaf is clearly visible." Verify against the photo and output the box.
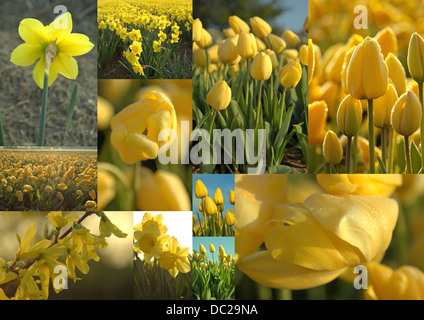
[377,156,388,174]
[267,165,291,174]
[410,140,422,174]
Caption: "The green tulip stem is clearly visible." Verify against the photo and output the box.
[404,135,412,174]
[0,114,5,146]
[367,99,376,173]
[381,126,388,169]
[419,82,424,171]
[38,70,49,146]
[388,127,396,173]
[204,48,210,88]
[346,136,352,173]
[352,133,358,172]
[255,80,263,129]
[245,58,251,108]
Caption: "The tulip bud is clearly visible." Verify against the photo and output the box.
[229,190,235,205]
[16,190,23,201]
[266,34,286,54]
[283,29,300,47]
[229,15,250,34]
[407,32,424,84]
[278,60,302,88]
[193,48,208,67]
[223,27,236,38]
[89,190,96,200]
[218,36,239,64]
[385,53,407,95]
[323,130,343,165]
[308,101,328,146]
[196,28,212,48]
[57,192,64,201]
[58,183,67,191]
[213,187,224,205]
[391,90,422,137]
[347,37,389,100]
[225,208,235,226]
[336,94,363,137]
[192,18,202,43]
[195,179,208,198]
[264,49,279,69]
[204,196,217,215]
[209,243,216,253]
[299,44,308,66]
[206,80,232,111]
[250,52,272,80]
[250,16,272,38]
[237,32,257,59]
[374,27,398,58]
[45,185,52,193]
[373,82,398,128]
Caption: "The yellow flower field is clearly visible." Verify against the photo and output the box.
[98,0,192,78]
[0,149,97,211]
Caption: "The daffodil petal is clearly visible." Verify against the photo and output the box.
[18,18,49,45]
[33,57,46,89]
[46,12,73,40]
[55,53,78,79]
[238,250,347,290]
[10,43,43,66]
[57,33,94,56]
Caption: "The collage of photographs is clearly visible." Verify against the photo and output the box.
[0,0,424,303]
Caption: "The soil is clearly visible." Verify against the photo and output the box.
[0,0,97,147]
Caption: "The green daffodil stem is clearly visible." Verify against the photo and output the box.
[367,99,376,173]
[404,135,412,174]
[61,84,78,146]
[38,70,49,146]
[418,82,424,171]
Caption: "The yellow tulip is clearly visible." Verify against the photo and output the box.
[57,192,64,201]
[229,190,235,205]
[283,29,300,47]
[228,15,250,34]
[76,190,83,197]
[250,16,272,38]
[213,187,224,205]
[85,200,97,209]
[307,39,316,85]
[136,167,191,211]
[238,193,398,290]
[278,60,302,88]
[209,243,215,253]
[391,90,422,137]
[250,52,272,80]
[15,190,23,202]
[373,82,398,129]
[199,243,207,255]
[89,190,96,200]
[196,28,212,49]
[316,174,402,197]
[385,53,407,95]
[266,34,286,54]
[110,90,177,164]
[264,49,278,69]
[407,32,424,84]
[346,37,389,100]
[374,27,398,58]
[336,94,363,137]
[308,101,328,146]
[193,48,208,67]
[206,80,232,111]
[192,18,202,43]
[225,208,235,227]
[97,96,114,131]
[323,130,343,165]
[57,183,67,191]
[23,185,33,192]
[218,36,239,64]
[204,196,217,216]
[237,32,257,60]
[195,179,208,199]
[366,263,424,300]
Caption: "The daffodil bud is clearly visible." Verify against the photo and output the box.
[323,130,343,165]
[225,208,235,226]
[250,52,272,80]
[385,53,406,95]
[267,34,286,54]
[347,37,389,100]
[204,196,217,216]
[407,32,424,84]
[308,101,328,146]
[237,32,257,59]
[373,82,398,128]
[192,18,202,43]
[391,90,422,137]
[374,27,398,58]
[250,16,272,38]
[196,28,212,48]
[213,187,224,205]
[206,80,232,111]
[195,179,208,198]
[278,60,302,88]
[228,15,250,34]
[218,36,239,64]
[283,29,300,47]
[336,94,362,137]
[110,90,177,164]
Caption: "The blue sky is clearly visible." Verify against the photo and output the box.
[193,236,235,262]
[277,0,308,33]
[192,174,235,225]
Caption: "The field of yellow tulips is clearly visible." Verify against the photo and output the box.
[235,174,424,300]
[308,0,424,174]
[0,149,97,211]
[192,14,308,174]
[98,0,192,79]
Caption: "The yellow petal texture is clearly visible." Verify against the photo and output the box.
[317,174,402,196]
[18,18,49,45]
[10,43,43,66]
[366,263,424,300]
[56,33,94,56]
[391,90,422,137]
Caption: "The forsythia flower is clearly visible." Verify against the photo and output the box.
[10,12,94,89]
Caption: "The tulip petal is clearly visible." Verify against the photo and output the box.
[55,53,78,79]
[10,43,43,66]
[57,33,94,56]
[18,18,49,45]
[238,250,347,290]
